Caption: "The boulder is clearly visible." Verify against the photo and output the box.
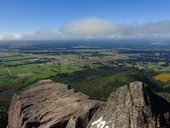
[8,80,170,128]
[8,79,102,128]
[87,81,170,128]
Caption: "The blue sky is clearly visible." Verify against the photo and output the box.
[0,0,170,40]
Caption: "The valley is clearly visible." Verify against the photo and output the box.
[0,40,170,109]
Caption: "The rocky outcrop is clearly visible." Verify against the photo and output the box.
[8,79,102,128]
[87,81,170,128]
[8,80,170,128]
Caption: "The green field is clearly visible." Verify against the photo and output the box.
[1,44,170,108]
[0,51,84,108]
[1,42,170,128]
[52,68,161,101]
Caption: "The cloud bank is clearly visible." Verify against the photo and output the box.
[60,18,118,38]
[1,18,170,40]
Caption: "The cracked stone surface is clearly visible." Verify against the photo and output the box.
[8,80,170,128]
[87,81,170,128]
[8,79,102,128]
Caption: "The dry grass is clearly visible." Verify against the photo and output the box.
[153,73,170,83]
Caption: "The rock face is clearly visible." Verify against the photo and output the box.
[87,81,170,128]
[8,79,102,128]
[8,80,170,128]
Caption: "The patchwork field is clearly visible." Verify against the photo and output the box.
[153,73,170,82]
[1,41,170,108]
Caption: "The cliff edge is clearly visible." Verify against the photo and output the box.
[88,81,170,128]
[8,80,170,128]
[8,79,102,128]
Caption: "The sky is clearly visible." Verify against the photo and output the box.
[0,0,170,40]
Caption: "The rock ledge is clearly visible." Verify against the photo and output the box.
[87,81,170,128]
[8,80,170,128]
[8,79,102,128]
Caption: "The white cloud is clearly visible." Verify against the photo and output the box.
[1,18,170,40]
[0,29,63,40]
[22,29,62,40]
[60,18,119,38]
[0,33,23,40]
[0,35,4,40]
[60,18,170,39]
[14,34,22,39]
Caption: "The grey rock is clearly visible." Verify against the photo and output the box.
[8,79,102,128]
[87,81,170,128]
[8,80,170,128]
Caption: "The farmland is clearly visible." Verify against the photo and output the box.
[153,73,170,83]
[0,40,170,109]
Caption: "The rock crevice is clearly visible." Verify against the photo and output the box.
[8,80,170,128]
[87,81,170,128]
[8,79,102,128]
